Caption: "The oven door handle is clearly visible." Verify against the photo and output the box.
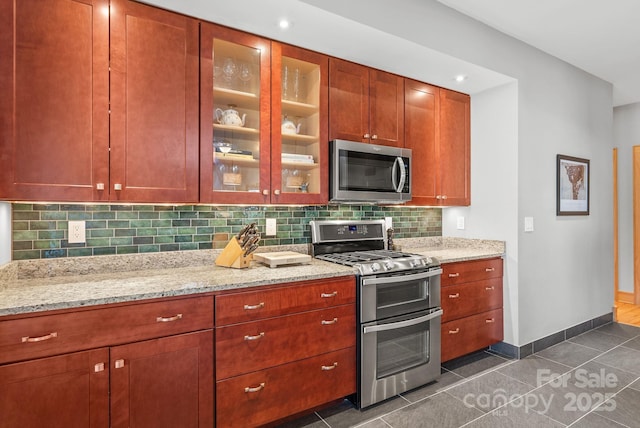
[361,268,442,286]
[363,309,443,334]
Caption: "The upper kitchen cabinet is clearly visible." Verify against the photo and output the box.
[109,0,200,203]
[406,84,470,206]
[271,43,329,204]
[0,0,109,201]
[329,58,404,147]
[438,89,470,206]
[200,23,271,204]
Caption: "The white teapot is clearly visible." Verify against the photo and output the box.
[215,105,246,127]
[281,116,301,135]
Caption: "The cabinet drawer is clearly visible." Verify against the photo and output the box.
[215,276,356,325]
[216,304,355,380]
[216,347,356,428]
[0,296,213,364]
[441,309,503,362]
[441,278,503,323]
[441,258,503,286]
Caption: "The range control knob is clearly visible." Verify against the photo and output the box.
[384,261,394,271]
[370,262,381,272]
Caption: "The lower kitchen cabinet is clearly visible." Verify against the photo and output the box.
[0,296,214,427]
[215,276,357,427]
[441,258,503,362]
[217,347,355,427]
[110,330,213,428]
[0,348,110,428]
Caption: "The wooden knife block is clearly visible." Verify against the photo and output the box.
[215,237,253,268]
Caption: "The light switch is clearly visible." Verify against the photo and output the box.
[266,218,277,236]
[456,216,465,230]
[385,217,393,230]
[524,217,534,232]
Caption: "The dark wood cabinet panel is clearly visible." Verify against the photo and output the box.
[439,88,471,206]
[404,79,439,204]
[215,276,356,325]
[110,330,214,428]
[0,347,109,428]
[441,258,503,362]
[441,277,503,323]
[0,0,109,201]
[328,58,369,143]
[216,304,355,379]
[110,0,199,203]
[441,309,503,362]
[369,69,404,147]
[0,295,213,365]
[441,257,503,286]
[216,347,356,428]
[329,58,403,146]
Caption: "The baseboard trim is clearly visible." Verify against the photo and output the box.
[617,291,635,304]
[489,312,614,359]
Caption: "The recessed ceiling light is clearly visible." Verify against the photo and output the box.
[278,19,291,30]
[455,75,467,83]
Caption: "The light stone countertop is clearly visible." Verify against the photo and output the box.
[0,237,505,317]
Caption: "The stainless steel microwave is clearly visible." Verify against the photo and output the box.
[329,139,411,204]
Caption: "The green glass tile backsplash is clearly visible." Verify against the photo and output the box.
[11,204,442,260]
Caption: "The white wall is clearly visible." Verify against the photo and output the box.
[0,202,11,266]
[443,82,519,345]
[614,103,640,294]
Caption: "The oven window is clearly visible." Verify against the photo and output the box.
[377,278,428,311]
[377,319,430,379]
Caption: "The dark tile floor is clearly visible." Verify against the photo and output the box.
[277,322,640,428]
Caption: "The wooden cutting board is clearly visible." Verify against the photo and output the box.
[252,251,311,268]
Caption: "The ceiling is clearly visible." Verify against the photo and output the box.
[144,0,640,106]
[437,0,640,107]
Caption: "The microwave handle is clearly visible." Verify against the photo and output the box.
[391,157,406,193]
[363,309,443,334]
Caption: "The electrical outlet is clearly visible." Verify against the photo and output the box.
[266,218,277,236]
[68,220,86,244]
[456,216,465,230]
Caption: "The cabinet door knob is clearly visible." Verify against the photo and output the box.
[441,195,448,200]
[114,183,122,191]
[274,189,281,195]
[436,195,441,199]
[114,359,125,369]
[363,133,370,139]
[262,189,269,196]
[371,134,378,140]
[96,183,105,190]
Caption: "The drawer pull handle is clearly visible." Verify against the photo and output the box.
[322,362,338,371]
[321,318,338,325]
[448,273,460,278]
[244,302,265,310]
[448,293,460,298]
[156,313,182,323]
[321,291,338,298]
[244,332,265,341]
[448,328,460,334]
[486,318,496,323]
[486,267,496,272]
[22,332,58,343]
[485,286,495,291]
[244,383,265,393]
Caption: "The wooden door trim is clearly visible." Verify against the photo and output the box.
[614,148,619,312]
[634,146,640,304]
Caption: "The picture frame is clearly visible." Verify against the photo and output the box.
[556,154,590,216]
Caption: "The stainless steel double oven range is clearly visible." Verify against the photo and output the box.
[310,220,442,409]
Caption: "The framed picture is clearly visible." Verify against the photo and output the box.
[557,154,589,215]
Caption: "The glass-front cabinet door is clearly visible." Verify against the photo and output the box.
[271,43,328,204]
[200,24,271,204]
